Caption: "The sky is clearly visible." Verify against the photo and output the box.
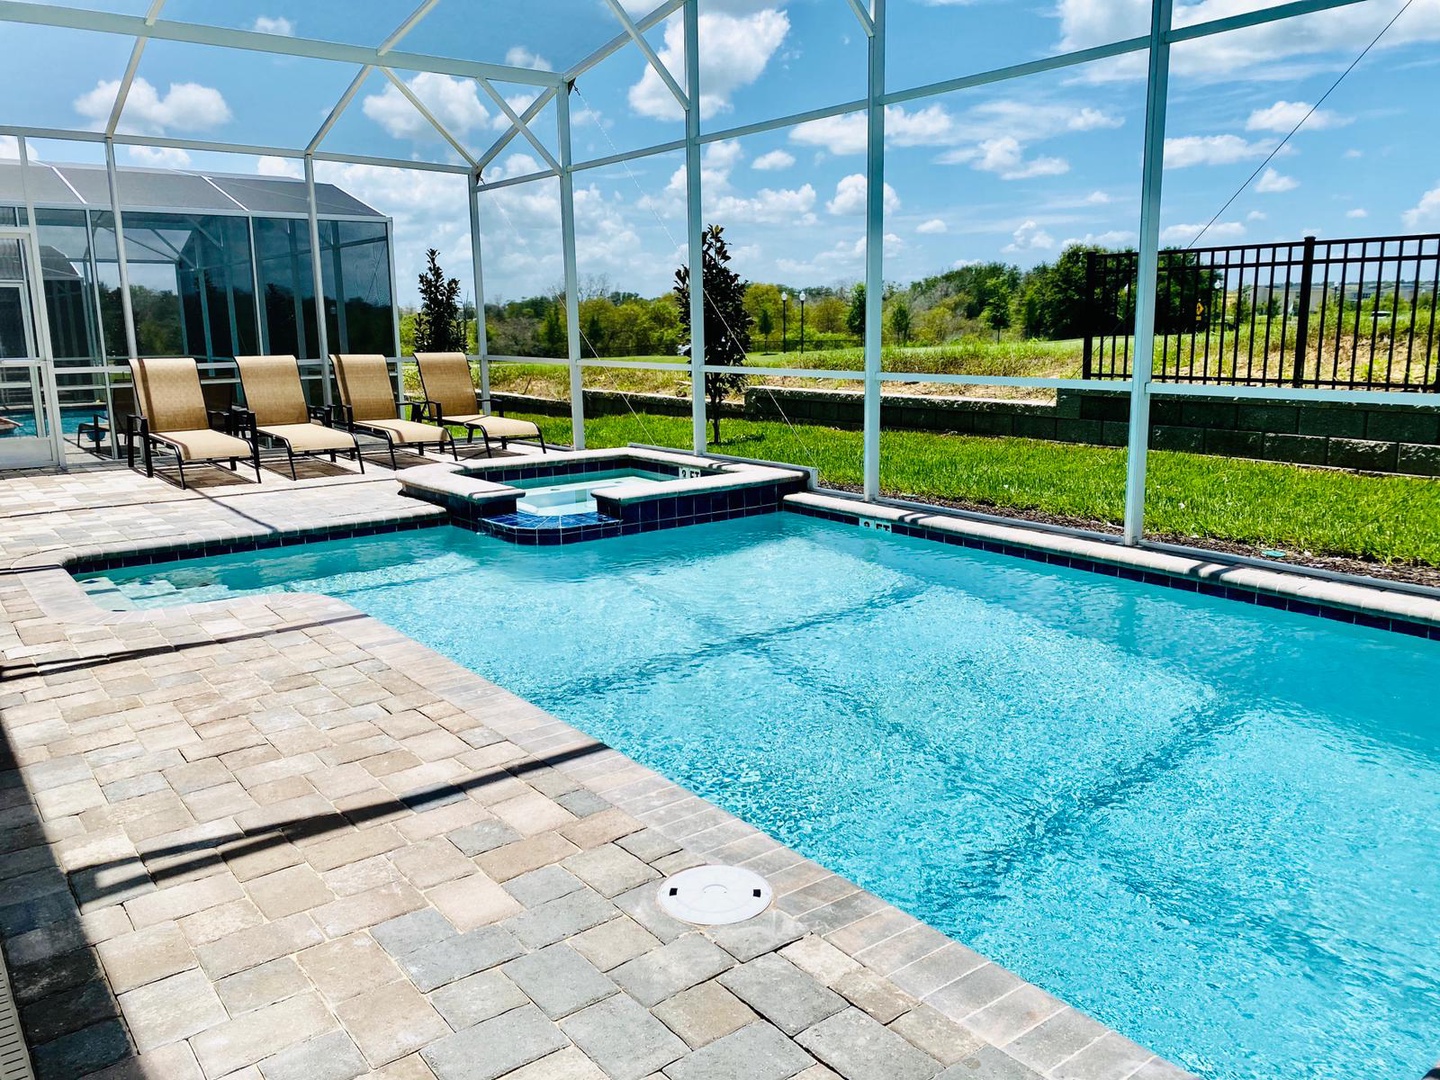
[2,0,1440,305]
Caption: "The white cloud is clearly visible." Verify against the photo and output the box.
[251,15,293,35]
[363,72,489,142]
[641,140,818,226]
[1160,221,1245,245]
[1084,190,1111,205]
[1403,185,1440,229]
[916,218,947,235]
[1246,100,1348,133]
[751,149,795,171]
[1002,220,1055,253]
[774,232,902,278]
[505,46,552,71]
[1059,0,1440,82]
[1247,210,1267,221]
[0,136,18,159]
[126,145,192,168]
[1344,148,1364,159]
[1255,167,1298,193]
[75,78,232,135]
[952,136,1070,179]
[629,10,789,120]
[826,174,899,216]
[256,155,301,177]
[1060,229,1136,248]
[1346,207,1369,219]
[1163,134,1272,168]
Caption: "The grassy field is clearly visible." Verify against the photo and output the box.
[476,338,1086,403]
[506,410,1440,566]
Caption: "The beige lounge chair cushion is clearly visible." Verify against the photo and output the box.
[333,354,400,422]
[358,418,448,446]
[236,355,311,427]
[415,352,480,417]
[258,423,357,453]
[153,428,254,462]
[134,357,210,432]
[448,414,541,439]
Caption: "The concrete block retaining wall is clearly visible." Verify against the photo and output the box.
[493,387,1440,477]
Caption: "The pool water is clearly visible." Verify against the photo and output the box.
[507,468,675,517]
[80,516,1440,1080]
[0,406,106,440]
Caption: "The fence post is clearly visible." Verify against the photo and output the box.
[1293,234,1316,387]
[1082,251,1096,379]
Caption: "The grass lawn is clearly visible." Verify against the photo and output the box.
[506,410,1440,566]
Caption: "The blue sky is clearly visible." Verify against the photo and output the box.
[3,0,1439,304]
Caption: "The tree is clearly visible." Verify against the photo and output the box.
[889,300,911,345]
[756,307,774,348]
[539,303,565,356]
[675,224,750,444]
[413,249,465,353]
[846,283,866,337]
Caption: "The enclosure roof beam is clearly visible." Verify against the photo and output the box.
[308,67,373,154]
[106,0,164,136]
[0,123,473,174]
[308,0,442,155]
[600,0,688,109]
[380,66,477,166]
[476,78,561,173]
[0,1,564,86]
[475,88,555,176]
[378,0,442,55]
[564,0,683,84]
[845,0,874,37]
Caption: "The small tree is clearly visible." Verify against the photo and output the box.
[413,249,465,353]
[675,224,750,444]
[757,307,774,349]
[889,300,911,345]
[539,304,565,356]
[846,283,866,338]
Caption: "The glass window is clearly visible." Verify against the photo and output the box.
[321,220,396,356]
[253,217,318,359]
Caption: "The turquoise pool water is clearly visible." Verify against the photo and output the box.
[80,516,1440,1080]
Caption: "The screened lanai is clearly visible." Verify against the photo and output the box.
[0,0,1432,542]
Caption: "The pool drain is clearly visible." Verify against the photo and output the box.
[657,865,772,925]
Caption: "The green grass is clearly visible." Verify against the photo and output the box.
[507,410,1440,565]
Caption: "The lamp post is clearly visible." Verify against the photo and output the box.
[781,291,789,354]
[799,292,807,355]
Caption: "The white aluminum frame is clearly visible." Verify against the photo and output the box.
[3,0,1419,540]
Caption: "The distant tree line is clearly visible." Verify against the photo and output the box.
[398,243,1250,359]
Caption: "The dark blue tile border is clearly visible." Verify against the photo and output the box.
[66,515,444,576]
[784,500,1440,642]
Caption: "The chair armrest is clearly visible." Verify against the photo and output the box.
[308,405,332,427]
[207,408,231,434]
[335,403,356,429]
[407,399,432,423]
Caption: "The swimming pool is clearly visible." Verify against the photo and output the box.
[79,515,1440,1080]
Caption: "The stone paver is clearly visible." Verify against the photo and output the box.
[664,1021,815,1080]
[0,465,1188,1080]
[651,980,758,1049]
[718,955,847,1037]
[421,1003,567,1080]
[611,934,736,1008]
[502,943,618,1019]
[795,1008,942,1080]
[562,993,688,1080]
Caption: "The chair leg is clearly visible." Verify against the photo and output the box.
[449,433,458,461]
[353,439,365,474]
[287,444,297,481]
[175,451,186,490]
[481,430,494,458]
[387,436,397,471]
[229,458,237,472]
[253,443,262,483]
[538,434,547,454]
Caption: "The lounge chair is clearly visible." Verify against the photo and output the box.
[331,353,456,469]
[234,355,364,479]
[127,357,260,489]
[414,351,546,457]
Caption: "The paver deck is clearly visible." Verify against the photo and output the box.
[0,454,1196,1080]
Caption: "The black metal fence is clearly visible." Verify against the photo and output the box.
[1083,232,1440,391]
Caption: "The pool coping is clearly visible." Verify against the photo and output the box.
[785,491,1440,636]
